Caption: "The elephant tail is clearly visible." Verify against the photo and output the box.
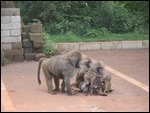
[37,58,47,85]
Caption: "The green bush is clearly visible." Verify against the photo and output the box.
[43,31,57,55]
[15,1,149,35]
[85,29,99,38]
[85,27,110,38]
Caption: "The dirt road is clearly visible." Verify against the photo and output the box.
[1,49,149,112]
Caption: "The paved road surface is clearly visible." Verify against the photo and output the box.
[1,49,149,112]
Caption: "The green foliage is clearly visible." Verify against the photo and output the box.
[49,32,82,42]
[15,1,149,35]
[85,29,99,38]
[123,1,149,19]
[43,31,57,55]
[90,1,135,33]
[85,27,110,38]
[48,32,149,43]
[99,27,110,35]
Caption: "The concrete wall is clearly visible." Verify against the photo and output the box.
[57,40,149,52]
[1,8,23,61]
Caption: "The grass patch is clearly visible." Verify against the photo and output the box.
[48,32,149,43]
[43,32,149,55]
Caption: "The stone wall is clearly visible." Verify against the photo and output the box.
[1,8,45,62]
[1,8,23,61]
[22,23,44,61]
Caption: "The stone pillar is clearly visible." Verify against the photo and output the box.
[22,22,45,61]
[1,8,24,61]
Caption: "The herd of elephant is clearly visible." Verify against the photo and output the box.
[37,50,112,96]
